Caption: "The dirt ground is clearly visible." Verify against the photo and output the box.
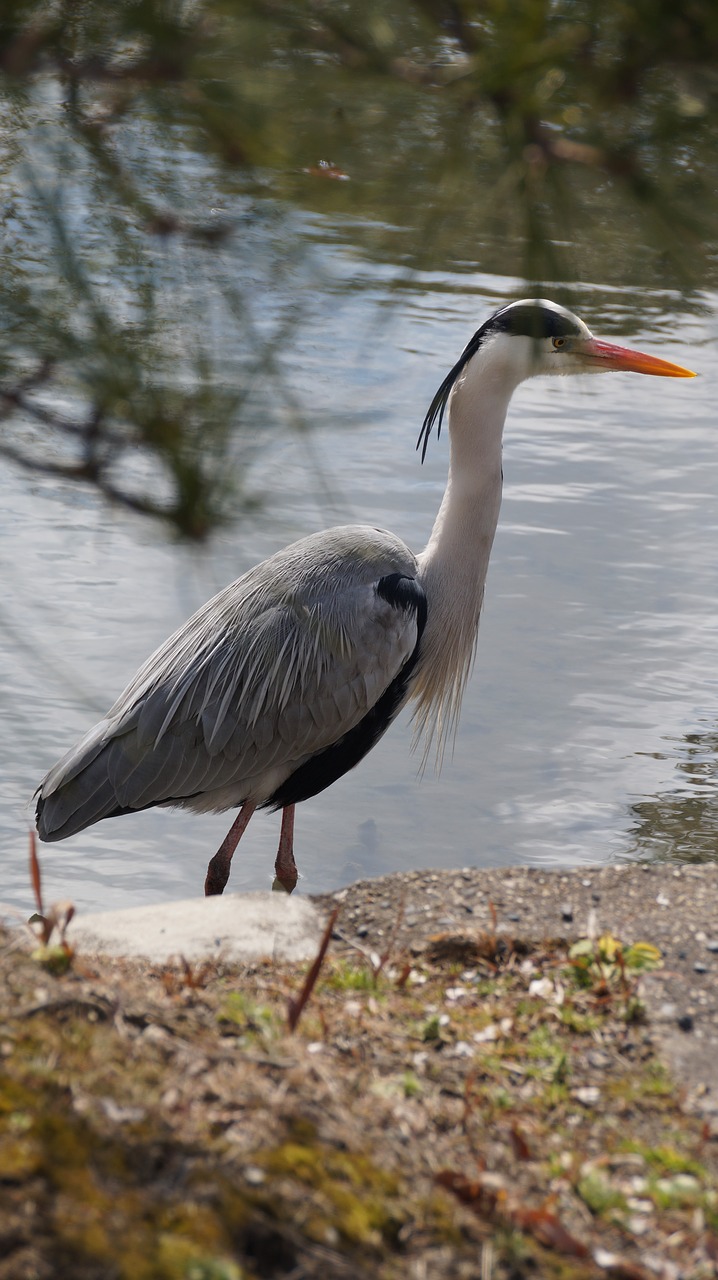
[2,861,718,1279]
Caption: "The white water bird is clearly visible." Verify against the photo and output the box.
[35,299,695,894]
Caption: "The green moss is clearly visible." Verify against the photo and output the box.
[216,992,277,1038]
[324,961,377,991]
[473,979,499,998]
[607,1061,673,1106]
[0,1064,248,1280]
[649,1172,704,1211]
[559,1005,601,1034]
[641,1063,674,1097]
[157,1235,246,1280]
[0,1133,43,1178]
[577,1170,628,1218]
[540,1080,571,1109]
[402,1071,422,1098]
[257,1141,404,1248]
[618,1140,706,1178]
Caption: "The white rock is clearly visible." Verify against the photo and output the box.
[67,892,326,963]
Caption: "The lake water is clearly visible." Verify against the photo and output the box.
[1,226,716,917]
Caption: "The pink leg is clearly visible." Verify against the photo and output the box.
[204,801,257,896]
[273,804,298,893]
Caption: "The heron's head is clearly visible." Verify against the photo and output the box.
[418,297,695,462]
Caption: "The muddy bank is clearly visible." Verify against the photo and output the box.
[2,861,718,1279]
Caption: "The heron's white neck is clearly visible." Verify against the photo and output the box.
[412,353,522,761]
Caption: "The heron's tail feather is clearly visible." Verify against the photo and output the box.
[35,720,246,842]
[36,766,123,842]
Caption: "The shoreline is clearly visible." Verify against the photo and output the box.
[3,860,718,1279]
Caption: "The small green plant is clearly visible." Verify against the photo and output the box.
[569,934,661,983]
[402,1072,422,1099]
[327,962,376,992]
[566,933,661,1015]
[421,1014,444,1043]
[217,993,276,1038]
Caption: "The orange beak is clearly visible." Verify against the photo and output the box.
[578,338,696,378]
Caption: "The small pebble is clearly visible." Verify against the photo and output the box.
[678,950,687,960]
[573,1086,600,1106]
[507,911,520,923]
[451,1041,474,1058]
[706,940,718,953]
[627,1215,650,1236]
[693,962,708,974]
[677,1014,694,1033]
[560,903,573,923]
[356,925,369,938]
[591,892,601,903]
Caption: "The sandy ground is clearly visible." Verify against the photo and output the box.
[316,862,718,1112]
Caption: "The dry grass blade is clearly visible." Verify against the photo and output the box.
[29,829,44,916]
[28,829,50,943]
[26,831,76,968]
[375,891,406,978]
[287,906,340,1033]
[436,1170,590,1260]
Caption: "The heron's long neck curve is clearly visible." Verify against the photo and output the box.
[412,358,519,761]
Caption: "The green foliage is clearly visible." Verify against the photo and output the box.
[30,943,73,975]
[568,933,662,988]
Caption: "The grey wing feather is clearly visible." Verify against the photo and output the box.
[37,526,420,840]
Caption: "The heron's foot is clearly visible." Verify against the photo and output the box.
[271,875,294,894]
[273,803,298,894]
[204,802,257,896]
[204,851,230,896]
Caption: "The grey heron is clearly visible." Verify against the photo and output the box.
[35,299,695,895]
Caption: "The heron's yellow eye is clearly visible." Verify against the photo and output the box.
[552,337,566,349]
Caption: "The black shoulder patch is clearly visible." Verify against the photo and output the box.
[377,572,427,630]
[416,327,485,463]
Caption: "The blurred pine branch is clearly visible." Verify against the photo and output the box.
[0,0,716,537]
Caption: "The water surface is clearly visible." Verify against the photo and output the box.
[1,239,716,915]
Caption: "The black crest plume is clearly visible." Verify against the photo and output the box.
[416,325,487,464]
[416,299,580,463]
